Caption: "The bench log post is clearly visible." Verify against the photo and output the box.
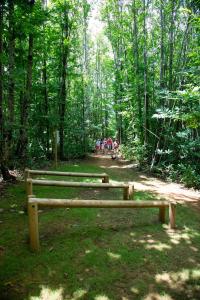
[169,202,176,229]
[123,185,133,200]
[28,200,39,252]
[123,186,129,200]
[24,168,30,192]
[159,207,165,223]
[102,175,109,183]
[27,179,33,197]
[128,185,134,199]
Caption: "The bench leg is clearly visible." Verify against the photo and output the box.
[102,175,109,183]
[159,207,165,223]
[27,180,33,197]
[128,185,134,200]
[169,203,176,229]
[123,187,129,200]
[28,202,40,252]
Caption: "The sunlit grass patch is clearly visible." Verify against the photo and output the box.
[0,159,200,299]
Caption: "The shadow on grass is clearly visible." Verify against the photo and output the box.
[0,161,200,300]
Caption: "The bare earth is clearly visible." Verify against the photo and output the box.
[89,154,200,210]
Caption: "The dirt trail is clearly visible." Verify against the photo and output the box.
[88,154,200,210]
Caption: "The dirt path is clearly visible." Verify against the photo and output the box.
[87,154,200,210]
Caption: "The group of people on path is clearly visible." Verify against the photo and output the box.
[95,138,120,158]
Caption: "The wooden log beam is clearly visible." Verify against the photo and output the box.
[26,178,133,200]
[29,198,169,208]
[26,169,109,182]
[28,200,39,252]
[27,178,129,189]
[28,198,175,252]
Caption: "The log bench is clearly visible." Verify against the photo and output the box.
[25,169,109,183]
[26,179,134,200]
[28,197,176,252]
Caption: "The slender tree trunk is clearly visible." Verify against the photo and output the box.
[0,1,4,161]
[16,2,34,159]
[132,0,143,141]
[143,0,148,145]
[7,0,15,148]
[17,33,34,159]
[0,1,16,181]
[160,0,165,88]
[42,57,49,155]
[59,4,69,160]
[42,0,49,155]
[169,0,175,90]
[82,1,89,153]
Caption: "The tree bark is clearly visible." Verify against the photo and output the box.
[7,0,15,147]
[17,33,34,159]
[0,2,3,155]
[160,0,165,88]
[132,0,143,141]
[0,1,4,162]
[42,56,50,155]
[59,3,69,160]
[143,0,148,145]
[168,0,175,90]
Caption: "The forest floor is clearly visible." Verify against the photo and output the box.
[91,154,200,211]
[0,154,200,300]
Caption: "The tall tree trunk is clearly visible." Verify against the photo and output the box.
[0,1,15,181]
[16,2,34,160]
[143,0,148,145]
[0,1,4,162]
[132,0,143,141]
[59,4,69,160]
[7,0,15,150]
[17,33,34,159]
[160,0,165,88]
[42,57,49,154]
[168,0,175,90]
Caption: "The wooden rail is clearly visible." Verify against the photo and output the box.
[25,169,109,183]
[26,179,134,200]
[28,197,176,252]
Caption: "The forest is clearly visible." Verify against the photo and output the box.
[0,0,200,188]
[1,1,200,299]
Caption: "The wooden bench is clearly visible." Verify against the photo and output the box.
[28,197,176,252]
[26,179,134,200]
[25,169,109,183]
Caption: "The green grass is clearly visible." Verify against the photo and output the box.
[0,159,200,300]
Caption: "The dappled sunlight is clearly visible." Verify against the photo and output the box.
[100,163,137,169]
[94,295,111,300]
[146,242,171,251]
[91,154,200,206]
[107,251,121,260]
[143,293,174,300]
[30,286,63,300]
[70,289,88,299]
[135,175,200,204]
[164,225,200,245]
[130,287,140,295]
[29,286,88,300]
[155,269,200,290]
[130,232,136,237]
[131,235,172,251]
[85,249,92,254]
[30,286,88,300]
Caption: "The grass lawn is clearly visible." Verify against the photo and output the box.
[0,158,200,300]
